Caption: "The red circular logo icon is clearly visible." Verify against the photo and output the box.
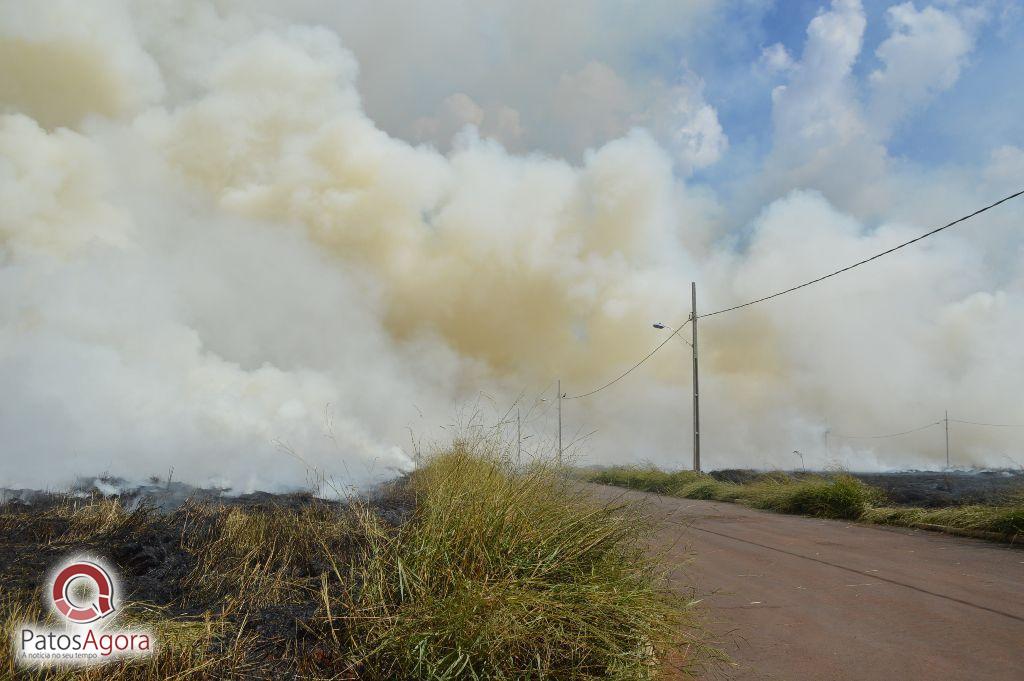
[51,561,116,624]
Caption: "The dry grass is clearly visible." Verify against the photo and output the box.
[1,446,714,679]
[0,590,267,679]
[180,503,354,614]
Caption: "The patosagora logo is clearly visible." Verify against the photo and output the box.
[51,560,116,624]
[14,555,154,666]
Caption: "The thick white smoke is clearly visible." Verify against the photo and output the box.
[1,0,1022,492]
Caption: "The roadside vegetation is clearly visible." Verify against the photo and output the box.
[588,467,1024,541]
[0,445,714,680]
[863,497,1024,538]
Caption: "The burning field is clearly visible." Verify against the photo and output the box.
[3,1,1024,677]
[0,447,714,680]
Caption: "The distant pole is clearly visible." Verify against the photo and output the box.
[691,282,701,473]
[944,410,950,469]
[557,379,563,463]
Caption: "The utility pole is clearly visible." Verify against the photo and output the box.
[691,282,700,473]
[944,410,950,469]
[557,379,563,464]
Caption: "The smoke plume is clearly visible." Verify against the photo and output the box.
[2,1,1022,492]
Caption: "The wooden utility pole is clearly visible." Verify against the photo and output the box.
[691,282,701,473]
[557,379,563,463]
[944,410,950,469]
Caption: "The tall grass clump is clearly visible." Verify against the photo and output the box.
[589,466,1024,542]
[341,445,707,680]
[589,467,880,521]
[742,475,882,520]
[589,467,705,496]
[863,495,1024,540]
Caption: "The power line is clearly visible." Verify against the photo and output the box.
[700,188,1024,318]
[829,416,1024,441]
[830,421,941,440]
[949,418,1024,428]
[561,189,1024,402]
[563,319,691,400]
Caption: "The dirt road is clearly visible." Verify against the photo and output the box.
[585,484,1024,681]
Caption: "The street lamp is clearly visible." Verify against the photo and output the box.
[793,450,805,471]
[652,323,691,347]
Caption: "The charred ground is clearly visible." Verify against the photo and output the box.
[1,450,714,680]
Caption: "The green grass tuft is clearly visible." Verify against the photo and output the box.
[863,496,1024,538]
[341,446,711,680]
[589,468,706,496]
[590,466,1022,539]
[589,467,880,519]
[742,475,882,520]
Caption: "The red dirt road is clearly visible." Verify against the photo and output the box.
[585,484,1024,681]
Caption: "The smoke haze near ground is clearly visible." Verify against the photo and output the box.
[2,1,1023,492]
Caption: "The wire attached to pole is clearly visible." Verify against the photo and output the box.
[949,418,1024,428]
[700,188,1024,319]
[559,189,1024,401]
[562,318,692,400]
[829,421,942,440]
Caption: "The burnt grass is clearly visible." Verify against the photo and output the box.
[710,469,1024,508]
[0,496,194,609]
[1,454,714,680]
[0,479,416,677]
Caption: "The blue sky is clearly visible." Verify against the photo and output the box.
[889,24,1024,164]
[671,1,1020,182]
[276,0,1023,198]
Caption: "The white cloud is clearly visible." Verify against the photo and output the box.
[661,75,729,172]
[868,2,976,134]
[756,0,893,215]
[772,0,866,150]
[985,145,1024,188]
[759,42,795,74]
